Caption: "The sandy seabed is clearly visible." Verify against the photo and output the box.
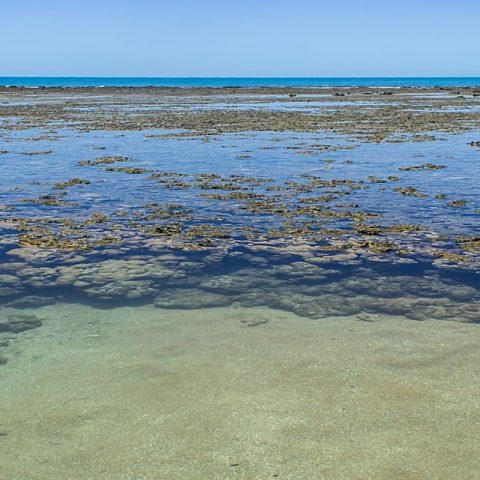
[1,303,480,480]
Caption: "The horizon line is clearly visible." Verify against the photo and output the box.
[1,75,480,79]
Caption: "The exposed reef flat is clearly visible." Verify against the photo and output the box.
[1,86,480,141]
[1,303,480,479]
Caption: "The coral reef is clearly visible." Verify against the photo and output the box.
[1,244,479,324]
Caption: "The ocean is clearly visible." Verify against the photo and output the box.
[1,76,480,88]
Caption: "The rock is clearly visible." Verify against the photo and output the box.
[355,313,377,322]
[240,317,269,326]
[266,291,359,319]
[0,274,20,287]
[0,314,43,333]
[275,262,342,281]
[200,271,270,294]
[447,286,478,301]
[84,280,157,300]
[237,292,273,307]
[0,287,19,297]
[369,297,413,316]
[6,247,84,266]
[6,295,56,309]
[154,289,232,309]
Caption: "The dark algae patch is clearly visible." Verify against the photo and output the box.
[398,163,447,171]
[78,156,130,166]
[53,178,91,190]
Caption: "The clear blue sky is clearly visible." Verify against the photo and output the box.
[1,0,479,77]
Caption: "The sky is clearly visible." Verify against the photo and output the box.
[1,0,480,77]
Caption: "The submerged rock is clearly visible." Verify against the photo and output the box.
[154,288,232,309]
[6,295,56,309]
[84,280,157,301]
[200,271,272,293]
[0,274,20,287]
[446,286,478,301]
[0,287,21,298]
[0,314,43,333]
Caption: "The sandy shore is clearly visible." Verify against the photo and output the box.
[1,303,480,479]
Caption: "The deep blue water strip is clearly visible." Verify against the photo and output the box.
[1,77,480,88]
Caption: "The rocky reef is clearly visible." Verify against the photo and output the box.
[1,243,479,325]
[1,85,480,367]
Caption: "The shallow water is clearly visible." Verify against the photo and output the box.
[1,90,480,478]
[2,303,480,479]
[2,128,480,230]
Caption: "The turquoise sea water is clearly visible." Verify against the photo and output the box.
[1,77,480,88]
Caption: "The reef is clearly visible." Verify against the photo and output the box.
[1,86,480,143]
[0,241,479,324]
[399,163,447,171]
[77,156,130,166]
[448,200,468,207]
[1,85,480,335]
[53,178,91,190]
[393,186,428,198]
